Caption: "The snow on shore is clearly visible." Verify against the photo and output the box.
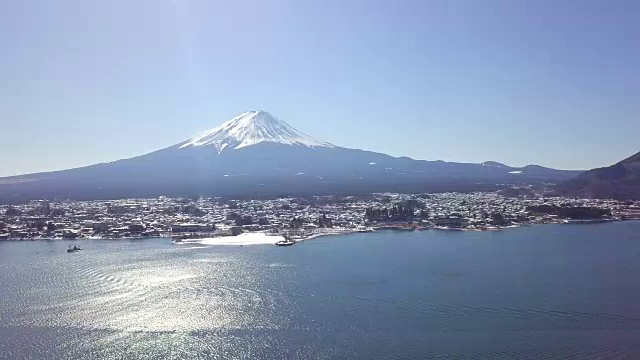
[177,232,285,246]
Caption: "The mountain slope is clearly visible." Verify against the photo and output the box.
[0,111,582,203]
[556,151,640,200]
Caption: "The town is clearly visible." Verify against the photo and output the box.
[1,191,639,241]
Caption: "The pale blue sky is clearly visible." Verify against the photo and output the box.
[1,0,638,176]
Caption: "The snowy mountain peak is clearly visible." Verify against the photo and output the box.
[179,110,335,153]
[481,161,508,168]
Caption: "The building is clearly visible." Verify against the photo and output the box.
[171,223,214,233]
[434,214,467,228]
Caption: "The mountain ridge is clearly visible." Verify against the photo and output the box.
[0,110,583,203]
[556,151,640,200]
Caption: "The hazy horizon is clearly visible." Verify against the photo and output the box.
[1,0,638,177]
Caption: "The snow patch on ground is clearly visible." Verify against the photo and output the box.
[509,171,523,174]
[177,232,285,246]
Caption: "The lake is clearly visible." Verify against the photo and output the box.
[1,221,639,359]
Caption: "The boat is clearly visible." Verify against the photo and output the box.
[275,239,296,246]
[275,234,296,246]
[66,245,81,253]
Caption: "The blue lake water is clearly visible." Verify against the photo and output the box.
[1,221,640,359]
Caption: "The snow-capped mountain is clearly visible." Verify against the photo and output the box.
[0,110,583,203]
[180,110,334,153]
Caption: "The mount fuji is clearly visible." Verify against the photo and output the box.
[0,110,581,202]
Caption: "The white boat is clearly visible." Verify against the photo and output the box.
[275,239,296,246]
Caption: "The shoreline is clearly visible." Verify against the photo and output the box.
[1,219,638,243]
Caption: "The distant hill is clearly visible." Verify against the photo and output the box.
[556,151,640,200]
[0,110,582,203]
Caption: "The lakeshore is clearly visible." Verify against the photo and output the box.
[1,192,638,242]
[2,218,634,247]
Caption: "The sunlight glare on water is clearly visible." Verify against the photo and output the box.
[1,222,640,359]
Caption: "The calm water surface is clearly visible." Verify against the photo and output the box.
[1,222,640,359]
